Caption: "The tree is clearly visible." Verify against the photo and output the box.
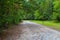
[53,0,60,21]
[0,0,22,31]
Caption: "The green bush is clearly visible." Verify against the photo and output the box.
[56,15,60,22]
[0,0,21,31]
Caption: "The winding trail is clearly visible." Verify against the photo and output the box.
[0,21,60,40]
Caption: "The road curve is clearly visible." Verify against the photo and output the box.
[0,21,60,40]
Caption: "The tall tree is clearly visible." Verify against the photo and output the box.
[0,0,21,31]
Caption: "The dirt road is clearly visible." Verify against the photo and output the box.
[0,21,60,40]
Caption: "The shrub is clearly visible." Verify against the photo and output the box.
[0,0,21,31]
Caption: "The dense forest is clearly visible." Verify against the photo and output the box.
[0,0,60,31]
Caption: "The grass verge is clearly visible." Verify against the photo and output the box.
[30,20,60,31]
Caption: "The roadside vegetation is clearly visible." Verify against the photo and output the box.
[0,0,60,32]
[31,20,60,31]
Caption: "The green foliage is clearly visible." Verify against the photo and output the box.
[20,0,53,20]
[0,0,60,31]
[53,0,60,21]
[0,0,22,31]
[22,0,60,21]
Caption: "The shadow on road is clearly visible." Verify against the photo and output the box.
[0,24,22,40]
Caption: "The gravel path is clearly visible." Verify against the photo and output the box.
[0,21,60,40]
